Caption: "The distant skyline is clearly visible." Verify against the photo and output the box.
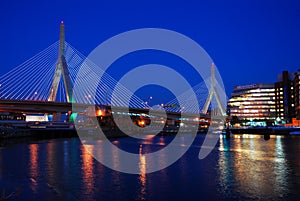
[0,0,299,103]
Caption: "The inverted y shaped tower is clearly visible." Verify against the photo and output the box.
[202,63,225,115]
[48,21,73,102]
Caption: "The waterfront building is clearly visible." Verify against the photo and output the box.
[227,83,276,125]
[228,70,300,126]
[274,71,295,123]
[293,69,300,119]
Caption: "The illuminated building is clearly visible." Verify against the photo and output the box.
[227,83,276,122]
[228,70,300,125]
[274,71,295,122]
[293,70,300,119]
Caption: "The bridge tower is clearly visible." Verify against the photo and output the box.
[202,63,225,115]
[48,21,73,102]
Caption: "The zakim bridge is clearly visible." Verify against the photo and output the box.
[0,22,226,133]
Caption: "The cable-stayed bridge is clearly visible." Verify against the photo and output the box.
[0,22,226,125]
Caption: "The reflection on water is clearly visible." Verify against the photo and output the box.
[46,142,56,186]
[29,144,39,192]
[158,136,166,146]
[0,148,2,180]
[137,145,147,200]
[218,135,293,200]
[81,145,94,196]
[0,135,299,200]
[111,140,121,171]
[274,137,289,196]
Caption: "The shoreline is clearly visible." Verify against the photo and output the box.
[1,126,298,141]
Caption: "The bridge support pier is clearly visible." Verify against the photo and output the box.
[225,125,231,139]
[52,113,62,122]
[52,111,72,122]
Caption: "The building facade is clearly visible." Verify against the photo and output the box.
[293,70,300,119]
[274,71,295,123]
[228,70,300,125]
[227,83,276,123]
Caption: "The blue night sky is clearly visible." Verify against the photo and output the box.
[0,0,299,104]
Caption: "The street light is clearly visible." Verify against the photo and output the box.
[34,91,38,100]
[142,96,153,108]
[148,96,153,106]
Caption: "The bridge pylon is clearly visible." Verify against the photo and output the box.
[202,63,225,115]
[48,21,73,102]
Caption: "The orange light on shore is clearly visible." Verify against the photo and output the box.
[96,109,103,116]
[138,120,145,127]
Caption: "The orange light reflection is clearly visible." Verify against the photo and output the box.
[81,145,94,195]
[138,145,147,200]
[29,144,39,192]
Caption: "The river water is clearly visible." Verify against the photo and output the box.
[0,134,299,201]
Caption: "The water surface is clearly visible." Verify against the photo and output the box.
[0,134,299,200]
